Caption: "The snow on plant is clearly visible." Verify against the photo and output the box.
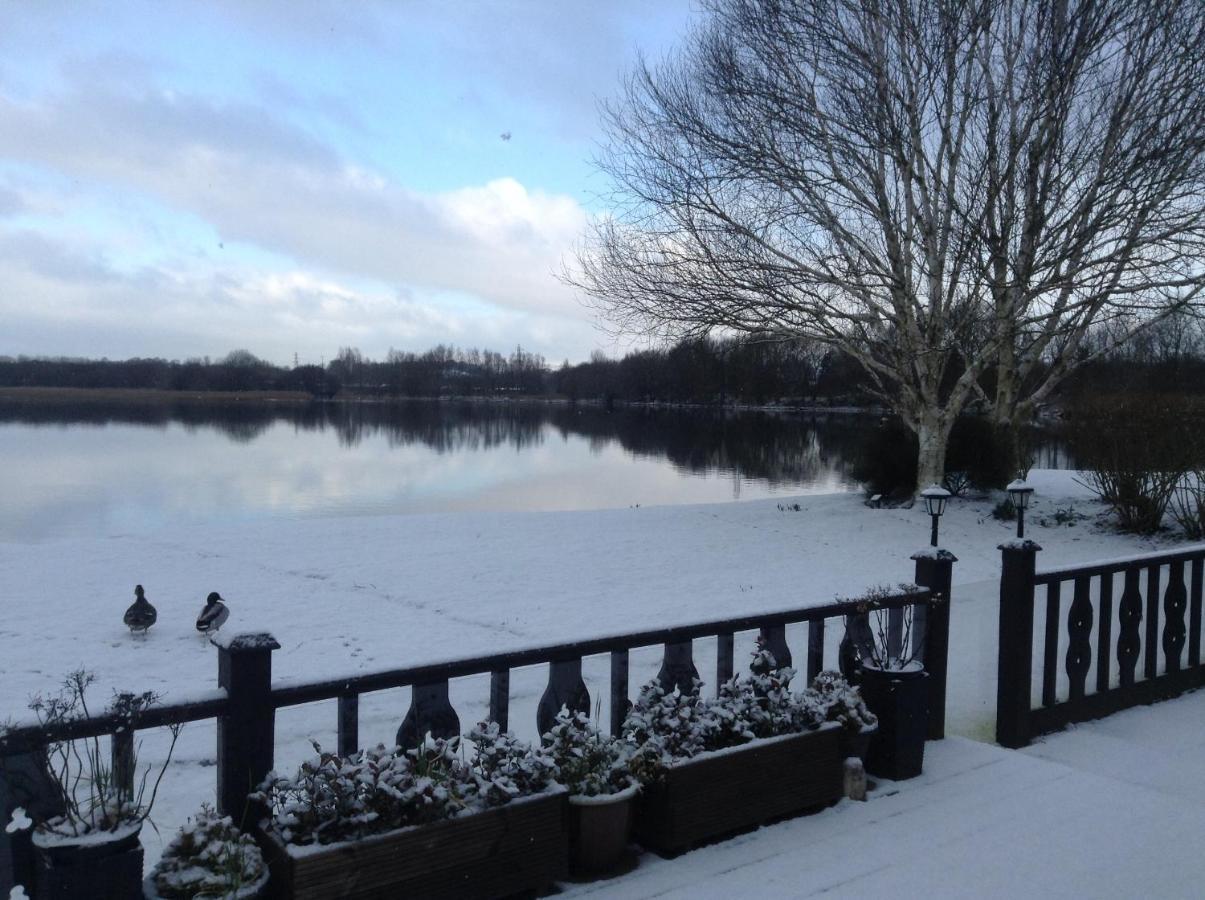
[466,720,557,806]
[846,585,927,671]
[803,671,877,734]
[541,708,636,798]
[258,726,557,847]
[25,670,181,838]
[148,804,265,899]
[255,737,472,847]
[622,642,825,781]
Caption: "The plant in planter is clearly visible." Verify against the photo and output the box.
[542,708,638,877]
[622,644,841,855]
[845,589,930,780]
[145,804,268,899]
[254,727,566,900]
[802,670,878,763]
[24,671,181,900]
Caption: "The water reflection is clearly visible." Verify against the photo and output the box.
[0,398,1071,542]
[0,398,872,485]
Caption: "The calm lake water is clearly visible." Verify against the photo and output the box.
[0,398,1073,542]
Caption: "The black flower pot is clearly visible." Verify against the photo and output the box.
[33,825,143,900]
[568,784,638,877]
[858,666,929,781]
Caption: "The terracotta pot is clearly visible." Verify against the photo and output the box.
[32,824,143,900]
[568,783,638,877]
[859,665,929,780]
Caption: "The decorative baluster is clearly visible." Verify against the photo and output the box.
[1117,568,1143,687]
[1145,565,1161,679]
[489,669,510,732]
[806,620,824,682]
[886,608,904,663]
[1042,582,1061,707]
[396,680,460,749]
[337,694,359,757]
[1065,576,1093,701]
[111,728,135,799]
[1096,573,1113,694]
[759,624,791,669]
[839,611,873,680]
[657,640,699,694]
[716,632,734,686]
[1163,560,1188,672]
[536,658,589,735]
[1190,558,1203,667]
[610,650,629,735]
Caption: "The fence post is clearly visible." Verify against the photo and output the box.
[997,541,1041,749]
[913,548,956,740]
[215,632,279,829]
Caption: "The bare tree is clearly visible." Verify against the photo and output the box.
[572,0,1205,485]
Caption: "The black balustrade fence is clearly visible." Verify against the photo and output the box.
[996,541,1205,748]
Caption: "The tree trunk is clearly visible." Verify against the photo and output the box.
[915,414,951,489]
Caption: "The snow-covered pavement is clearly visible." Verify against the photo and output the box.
[568,689,1205,899]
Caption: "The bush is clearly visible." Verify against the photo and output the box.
[1064,394,1204,534]
[541,709,636,798]
[1170,474,1205,539]
[852,415,1027,499]
[851,419,917,498]
[150,804,266,899]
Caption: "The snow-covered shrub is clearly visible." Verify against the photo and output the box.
[255,737,472,847]
[25,670,181,840]
[466,721,557,806]
[257,726,557,848]
[541,708,636,798]
[148,804,265,899]
[622,643,824,781]
[803,671,877,734]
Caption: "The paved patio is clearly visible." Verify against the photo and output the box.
[566,689,1205,899]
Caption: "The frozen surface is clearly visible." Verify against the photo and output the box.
[0,469,1188,870]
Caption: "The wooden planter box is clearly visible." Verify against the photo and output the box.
[258,789,568,900]
[634,724,843,856]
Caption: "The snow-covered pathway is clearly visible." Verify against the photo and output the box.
[567,689,1205,899]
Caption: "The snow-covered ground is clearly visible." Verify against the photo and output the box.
[567,688,1205,899]
[0,469,1187,870]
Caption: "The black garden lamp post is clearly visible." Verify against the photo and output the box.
[920,484,951,547]
[1007,479,1034,538]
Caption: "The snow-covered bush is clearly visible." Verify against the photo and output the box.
[802,670,877,734]
[466,721,557,806]
[255,737,472,847]
[622,642,824,781]
[256,726,557,848]
[541,708,636,798]
[148,804,266,899]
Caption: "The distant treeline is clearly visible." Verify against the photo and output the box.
[0,338,875,405]
[2,315,1204,405]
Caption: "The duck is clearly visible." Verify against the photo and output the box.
[123,584,158,635]
[195,591,230,634]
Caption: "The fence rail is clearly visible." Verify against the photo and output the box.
[1,550,954,894]
[997,540,1205,748]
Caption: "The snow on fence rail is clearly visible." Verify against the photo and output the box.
[997,540,1205,748]
[0,552,953,892]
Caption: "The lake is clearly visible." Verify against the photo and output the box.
[0,397,1073,542]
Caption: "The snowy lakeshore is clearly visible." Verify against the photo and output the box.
[0,469,1182,870]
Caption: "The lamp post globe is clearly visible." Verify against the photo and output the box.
[920,484,951,547]
[1006,479,1035,539]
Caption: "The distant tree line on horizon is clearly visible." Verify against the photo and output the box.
[2,314,1204,406]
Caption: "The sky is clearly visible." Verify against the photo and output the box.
[0,1,696,366]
